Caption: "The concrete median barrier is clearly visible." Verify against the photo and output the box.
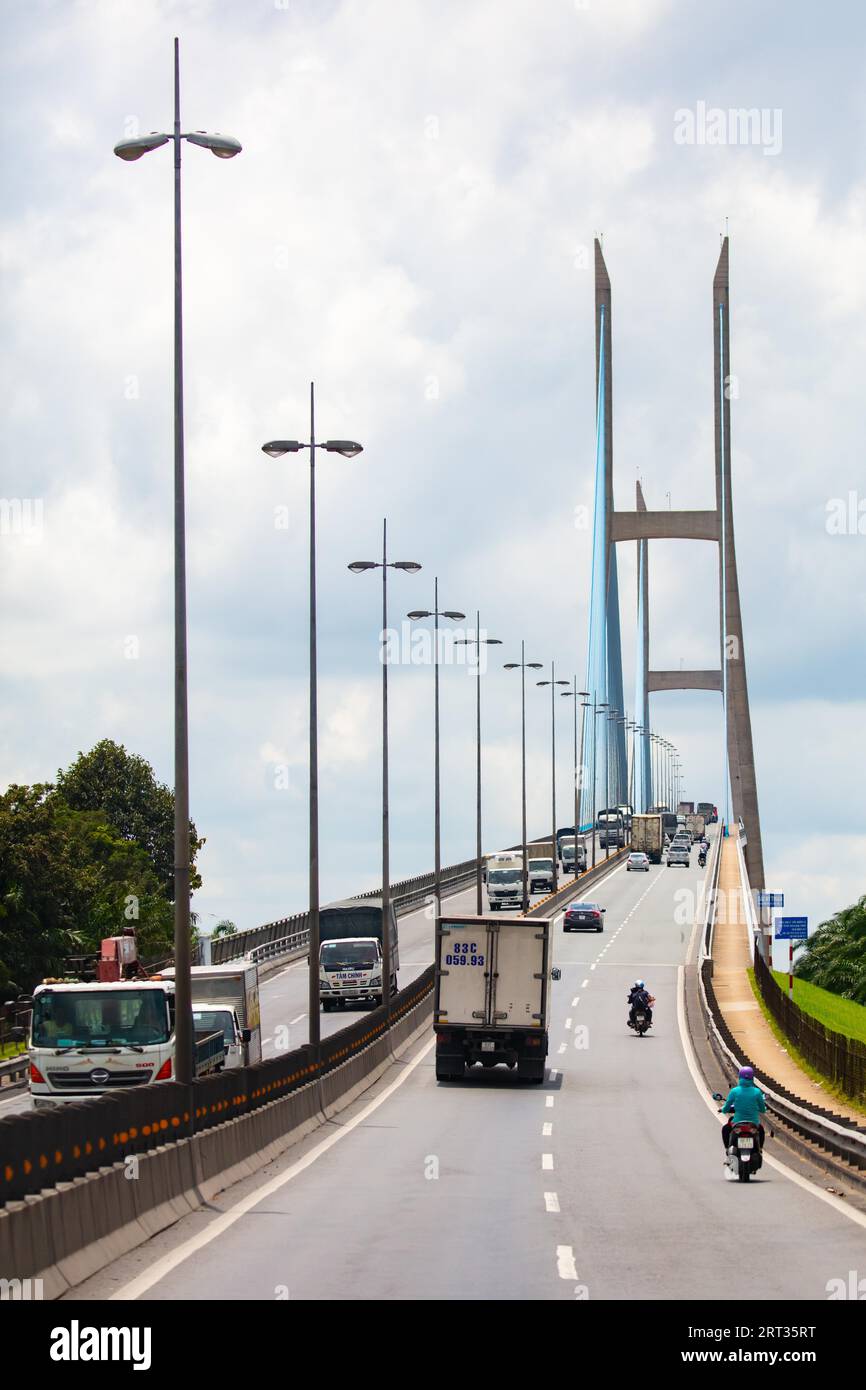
[0,972,434,1296]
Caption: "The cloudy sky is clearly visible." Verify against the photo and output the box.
[2,0,864,958]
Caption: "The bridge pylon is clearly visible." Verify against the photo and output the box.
[587,236,764,888]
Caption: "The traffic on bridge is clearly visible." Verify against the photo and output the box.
[1,0,864,1370]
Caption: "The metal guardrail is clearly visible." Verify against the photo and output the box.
[696,832,866,1174]
[212,856,481,966]
[0,965,435,1207]
[246,926,311,965]
[526,843,631,917]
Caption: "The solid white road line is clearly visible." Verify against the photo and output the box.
[544,1192,560,1213]
[675,964,866,1234]
[110,1036,437,1300]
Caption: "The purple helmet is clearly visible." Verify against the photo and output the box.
[738,1066,755,1081]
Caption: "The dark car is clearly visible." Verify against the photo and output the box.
[564,901,606,933]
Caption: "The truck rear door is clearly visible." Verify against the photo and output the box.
[436,921,492,1025]
[491,922,548,1027]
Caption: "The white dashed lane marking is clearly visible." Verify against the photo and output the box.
[542,1153,554,1171]
[556,1245,579,1280]
[544,1192,560,1213]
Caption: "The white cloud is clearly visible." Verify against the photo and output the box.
[2,0,865,933]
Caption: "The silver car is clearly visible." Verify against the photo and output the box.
[627,852,650,871]
[666,844,690,867]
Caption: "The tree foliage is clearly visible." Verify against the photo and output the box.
[795,895,866,1004]
[55,738,204,898]
[0,743,203,992]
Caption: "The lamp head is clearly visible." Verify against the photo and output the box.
[114,132,171,160]
[323,440,363,458]
[185,131,242,158]
[262,440,304,457]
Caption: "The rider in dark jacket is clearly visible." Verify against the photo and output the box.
[627,981,654,1028]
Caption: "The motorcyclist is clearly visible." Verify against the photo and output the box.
[720,1066,767,1153]
[698,845,707,867]
[627,980,655,1029]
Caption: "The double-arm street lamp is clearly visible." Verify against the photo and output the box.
[348,523,421,1016]
[263,385,363,1051]
[504,645,543,912]
[408,582,466,920]
[537,664,569,890]
[455,617,502,914]
[114,39,241,1086]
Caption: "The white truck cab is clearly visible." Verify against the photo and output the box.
[28,978,224,1104]
[486,856,524,910]
[319,936,384,1010]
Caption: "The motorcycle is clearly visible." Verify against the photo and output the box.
[698,849,707,868]
[712,1093,763,1181]
[628,996,654,1036]
[632,1008,651,1036]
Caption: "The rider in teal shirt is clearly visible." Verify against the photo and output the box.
[721,1067,766,1149]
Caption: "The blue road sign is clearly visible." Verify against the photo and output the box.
[757,891,784,908]
[775,916,808,940]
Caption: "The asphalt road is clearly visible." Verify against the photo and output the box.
[68,834,866,1301]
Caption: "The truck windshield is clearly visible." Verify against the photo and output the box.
[321,943,377,969]
[31,990,170,1047]
[192,1008,235,1045]
[529,860,552,871]
[489,869,521,884]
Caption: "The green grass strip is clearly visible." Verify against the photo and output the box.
[747,969,866,1116]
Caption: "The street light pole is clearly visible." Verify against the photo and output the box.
[349,526,421,1015]
[408,586,466,920]
[537,663,568,891]
[594,702,608,862]
[263,393,363,1053]
[455,618,502,914]
[559,682,590,881]
[114,38,241,1086]
[504,645,543,911]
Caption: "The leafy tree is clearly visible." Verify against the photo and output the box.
[795,895,866,1004]
[55,739,204,899]
[0,784,88,988]
[212,919,238,939]
[0,784,178,990]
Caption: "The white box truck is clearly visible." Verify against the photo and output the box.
[433,913,559,1083]
[486,854,524,910]
[558,835,587,876]
[183,963,262,1067]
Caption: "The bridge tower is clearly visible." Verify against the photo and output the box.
[584,236,764,888]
